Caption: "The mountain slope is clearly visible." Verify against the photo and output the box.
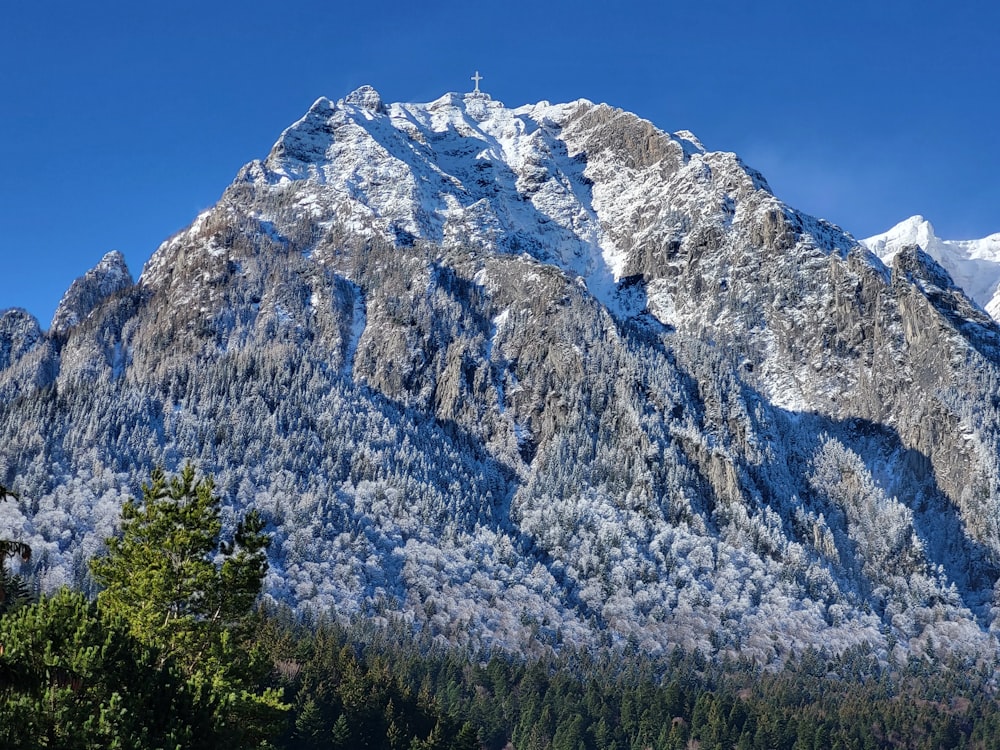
[2,87,1000,663]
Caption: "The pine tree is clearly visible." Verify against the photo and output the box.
[330,713,351,749]
[0,588,213,749]
[89,464,286,745]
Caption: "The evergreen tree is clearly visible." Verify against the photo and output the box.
[329,713,352,749]
[0,588,212,749]
[89,464,286,745]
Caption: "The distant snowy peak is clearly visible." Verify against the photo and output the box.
[51,250,133,337]
[864,216,1000,319]
[864,215,938,263]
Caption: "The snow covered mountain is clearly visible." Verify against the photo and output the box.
[864,216,1000,320]
[3,86,1000,664]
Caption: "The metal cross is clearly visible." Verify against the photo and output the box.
[471,70,483,94]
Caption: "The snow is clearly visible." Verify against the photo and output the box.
[672,129,706,157]
[485,309,506,363]
[486,308,509,414]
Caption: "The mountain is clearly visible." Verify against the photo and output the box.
[864,215,1000,320]
[3,85,1000,664]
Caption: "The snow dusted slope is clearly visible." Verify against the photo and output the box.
[126,78,909,412]
[864,216,1000,319]
[214,87,629,313]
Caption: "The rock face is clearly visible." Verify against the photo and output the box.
[50,250,134,338]
[3,87,1000,663]
[0,309,43,372]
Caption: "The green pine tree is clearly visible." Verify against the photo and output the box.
[0,588,212,749]
[330,713,351,749]
[89,464,287,746]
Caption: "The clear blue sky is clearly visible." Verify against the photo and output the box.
[3,0,998,325]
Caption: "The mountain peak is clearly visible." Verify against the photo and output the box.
[867,215,937,256]
[12,84,1000,665]
[245,87,807,319]
[305,96,336,115]
[50,250,133,336]
[342,85,385,114]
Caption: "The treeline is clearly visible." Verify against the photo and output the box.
[3,467,1000,749]
[6,599,998,749]
[260,612,1000,750]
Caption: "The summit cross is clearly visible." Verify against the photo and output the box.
[471,70,483,94]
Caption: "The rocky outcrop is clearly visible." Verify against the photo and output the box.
[50,250,133,338]
[0,309,43,372]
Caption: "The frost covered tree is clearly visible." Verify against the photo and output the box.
[0,485,31,613]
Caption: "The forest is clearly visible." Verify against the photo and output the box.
[1,467,1000,749]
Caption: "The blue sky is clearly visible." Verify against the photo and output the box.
[3,1,998,324]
